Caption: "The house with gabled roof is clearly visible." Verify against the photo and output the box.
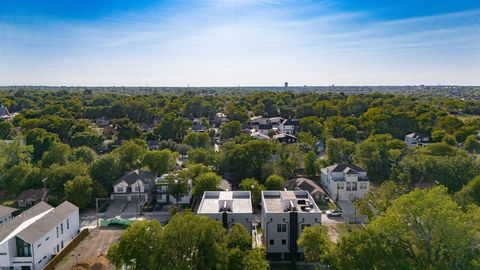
[320,164,369,201]
[112,169,156,201]
[0,105,12,120]
[286,178,326,202]
[0,201,79,270]
[405,132,430,147]
[17,189,48,208]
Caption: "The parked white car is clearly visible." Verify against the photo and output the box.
[326,209,343,217]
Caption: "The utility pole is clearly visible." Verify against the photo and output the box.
[41,178,48,201]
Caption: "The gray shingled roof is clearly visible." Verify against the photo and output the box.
[17,201,78,244]
[18,189,48,201]
[0,106,9,117]
[0,202,53,243]
[114,169,155,186]
[0,205,17,218]
[329,164,366,173]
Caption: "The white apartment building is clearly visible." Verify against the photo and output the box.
[0,201,79,270]
[320,164,369,201]
[197,191,254,233]
[261,190,322,260]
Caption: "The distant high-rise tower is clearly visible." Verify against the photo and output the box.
[284,82,288,87]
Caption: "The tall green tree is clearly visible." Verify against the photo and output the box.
[239,178,265,206]
[0,120,14,140]
[143,149,177,175]
[108,220,163,270]
[325,138,355,165]
[193,172,221,198]
[264,174,285,190]
[297,225,332,264]
[166,173,190,204]
[64,175,94,209]
[220,120,242,140]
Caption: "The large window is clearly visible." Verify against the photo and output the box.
[15,237,31,257]
[277,224,287,232]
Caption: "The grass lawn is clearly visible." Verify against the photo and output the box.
[0,195,18,208]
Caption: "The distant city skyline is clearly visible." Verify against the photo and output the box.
[1,0,479,86]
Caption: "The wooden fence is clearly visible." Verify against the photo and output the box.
[42,228,90,270]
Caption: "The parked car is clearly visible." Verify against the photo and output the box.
[326,209,343,217]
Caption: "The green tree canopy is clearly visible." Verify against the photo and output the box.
[143,149,177,176]
[193,172,221,198]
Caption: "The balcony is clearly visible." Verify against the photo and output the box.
[12,256,33,264]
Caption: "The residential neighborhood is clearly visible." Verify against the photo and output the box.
[0,87,479,270]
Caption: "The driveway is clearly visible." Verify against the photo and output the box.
[322,213,343,243]
[337,200,367,223]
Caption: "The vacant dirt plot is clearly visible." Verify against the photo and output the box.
[55,228,123,270]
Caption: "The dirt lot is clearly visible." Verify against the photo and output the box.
[55,228,123,270]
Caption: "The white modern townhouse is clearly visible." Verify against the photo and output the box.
[197,191,254,233]
[0,201,79,270]
[320,164,369,201]
[261,190,322,260]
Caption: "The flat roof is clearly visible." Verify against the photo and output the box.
[262,190,321,213]
[198,191,253,214]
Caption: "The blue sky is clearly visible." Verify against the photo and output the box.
[0,0,479,86]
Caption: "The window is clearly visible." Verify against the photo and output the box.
[360,183,368,190]
[0,252,7,255]
[15,237,32,257]
[337,183,344,190]
[57,244,59,252]
[281,239,286,245]
[352,182,357,191]
[56,227,59,238]
[346,182,351,191]
[67,218,70,230]
[45,237,49,241]
[61,241,64,249]
[117,187,124,192]
[269,239,274,245]
[61,223,64,234]
[277,224,287,232]
[37,243,42,248]
[134,186,139,192]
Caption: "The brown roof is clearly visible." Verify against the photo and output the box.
[18,189,48,202]
[291,178,326,196]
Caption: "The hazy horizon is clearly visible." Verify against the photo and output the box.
[1,0,479,86]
